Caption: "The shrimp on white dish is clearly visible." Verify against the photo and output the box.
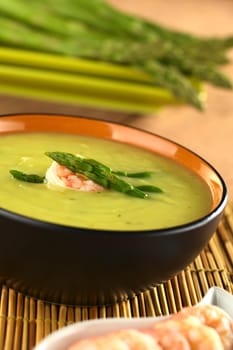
[45,161,104,192]
[150,315,224,350]
[67,329,162,350]
[173,304,233,349]
[66,317,224,350]
[65,304,233,350]
[144,323,190,350]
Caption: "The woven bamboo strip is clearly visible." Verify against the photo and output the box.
[29,298,36,350]
[217,220,233,267]
[149,287,161,316]
[129,296,140,318]
[188,262,203,301]
[35,300,44,344]
[161,281,176,314]
[13,293,23,350]
[99,305,106,319]
[81,308,89,321]
[157,284,170,316]
[51,304,58,332]
[106,304,113,318]
[184,268,199,305]
[192,255,209,295]
[210,235,233,292]
[58,305,67,329]
[74,307,81,323]
[89,306,98,320]
[67,307,75,325]
[21,297,29,350]
[170,276,183,311]
[206,251,224,288]
[200,251,215,288]
[119,299,132,318]
[224,242,233,268]
[216,224,232,271]
[144,290,156,317]
[103,304,110,318]
[4,288,16,350]
[186,270,198,305]
[44,304,51,337]
[224,203,233,232]
[135,296,142,317]
[178,271,192,307]
[113,302,121,318]
[137,292,147,317]
[0,286,8,350]
[149,287,162,316]
[209,234,229,270]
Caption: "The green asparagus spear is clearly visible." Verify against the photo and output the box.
[135,185,162,193]
[82,159,154,179]
[0,16,76,54]
[0,17,171,63]
[16,0,230,65]
[0,0,118,43]
[0,0,231,110]
[43,0,132,39]
[112,171,154,178]
[76,0,233,52]
[0,12,228,93]
[138,60,204,110]
[10,169,45,183]
[0,16,204,108]
[45,152,163,198]
[44,0,232,63]
[159,53,233,89]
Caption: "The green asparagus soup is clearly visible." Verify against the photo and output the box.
[0,132,212,230]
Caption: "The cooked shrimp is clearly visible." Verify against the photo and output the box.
[174,304,233,349]
[66,304,233,350]
[45,161,104,192]
[151,316,224,350]
[67,329,162,350]
[145,325,190,350]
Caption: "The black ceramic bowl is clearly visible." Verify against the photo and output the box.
[0,114,228,306]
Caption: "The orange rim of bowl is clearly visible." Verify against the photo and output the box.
[0,113,227,217]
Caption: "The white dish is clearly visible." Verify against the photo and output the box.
[34,287,233,350]
[199,286,233,317]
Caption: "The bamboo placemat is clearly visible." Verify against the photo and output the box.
[0,204,232,350]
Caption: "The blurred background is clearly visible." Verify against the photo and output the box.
[0,0,233,197]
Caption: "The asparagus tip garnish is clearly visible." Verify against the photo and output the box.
[10,169,45,183]
[45,151,162,199]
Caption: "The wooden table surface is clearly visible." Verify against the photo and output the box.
[0,0,233,199]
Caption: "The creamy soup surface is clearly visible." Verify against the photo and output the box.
[0,132,212,230]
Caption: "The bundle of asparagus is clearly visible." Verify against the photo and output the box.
[0,0,232,110]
